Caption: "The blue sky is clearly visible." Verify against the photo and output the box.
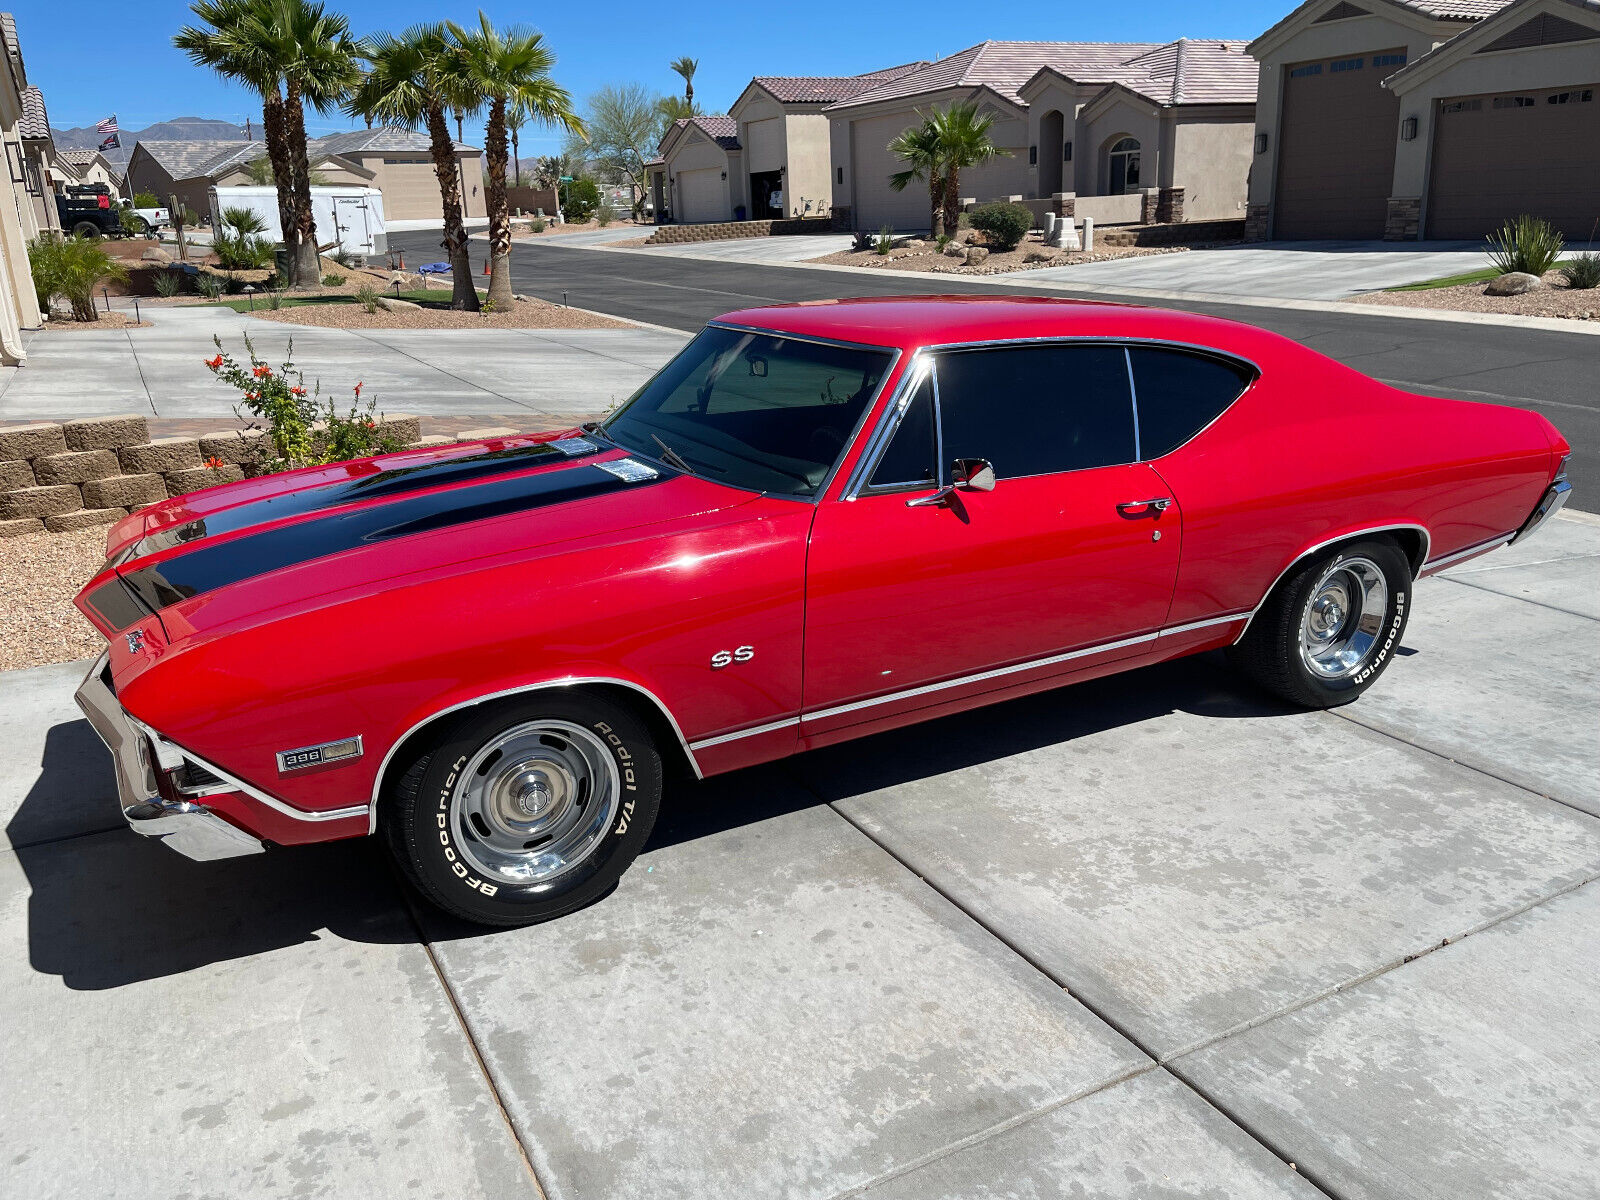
[12,0,1279,155]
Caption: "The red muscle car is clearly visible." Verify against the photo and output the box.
[73,296,1572,926]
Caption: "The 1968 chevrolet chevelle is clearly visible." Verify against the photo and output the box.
[74,296,1571,925]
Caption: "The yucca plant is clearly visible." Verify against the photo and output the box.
[28,235,128,321]
[1486,215,1565,276]
[153,269,185,297]
[1559,251,1600,290]
[874,226,894,255]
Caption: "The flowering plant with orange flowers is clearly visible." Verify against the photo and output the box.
[205,334,401,471]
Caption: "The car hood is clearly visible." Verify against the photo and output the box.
[77,432,756,646]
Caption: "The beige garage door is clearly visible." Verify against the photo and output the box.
[1428,85,1600,239]
[1274,50,1405,239]
[851,113,929,232]
[675,167,727,224]
[378,158,442,222]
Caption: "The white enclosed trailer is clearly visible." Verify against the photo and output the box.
[207,185,388,260]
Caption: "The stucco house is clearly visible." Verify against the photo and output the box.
[648,62,930,224]
[1246,0,1598,240]
[52,148,124,196]
[126,126,485,224]
[1,12,50,363]
[825,40,1259,232]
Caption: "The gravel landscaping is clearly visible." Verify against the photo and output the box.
[809,240,1187,276]
[249,296,630,330]
[1353,269,1600,321]
[0,526,104,671]
[39,312,149,331]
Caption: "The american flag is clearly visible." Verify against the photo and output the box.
[97,115,120,152]
[96,115,118,134]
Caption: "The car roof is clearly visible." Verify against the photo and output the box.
[712,295,1278,360]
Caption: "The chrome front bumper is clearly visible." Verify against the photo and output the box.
[1511,478,1572,545]
[75,654,265,861]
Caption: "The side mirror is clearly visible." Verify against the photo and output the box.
[952,458,996,492]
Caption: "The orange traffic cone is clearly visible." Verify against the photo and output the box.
[482,258,490,276]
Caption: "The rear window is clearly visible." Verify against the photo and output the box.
[1128,347,1254,458]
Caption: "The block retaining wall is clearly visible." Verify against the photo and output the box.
[646,216,834,244]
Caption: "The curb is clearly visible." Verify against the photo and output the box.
[1556,508,1600,527]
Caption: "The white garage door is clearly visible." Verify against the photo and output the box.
[675,167,728,224]
[851,113,929,232]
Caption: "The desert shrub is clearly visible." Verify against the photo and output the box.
[936,233,952,251]
[322,272,346,286]
[967,202,1033,251]
[265,291,284,310]
[1559,251,1600,290]
[331,249,355,268]
[874,226,894,256]
[530,218,546,233]
[27,235,128,321]
[1486,214,1564,276]
[118,206,146,236]
[354,283,380,313]
[153,269,184,297]
[596,201,617,227]
[563,178,601,224]
[133,192,161,209]
[194,272,224,299]
[205,334,402,470]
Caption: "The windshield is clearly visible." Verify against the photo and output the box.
[601,326,894,497]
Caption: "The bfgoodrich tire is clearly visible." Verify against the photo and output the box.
[384,694,661,927]
[1229,538,1412,709]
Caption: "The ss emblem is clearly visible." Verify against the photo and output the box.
[711,645,755,669]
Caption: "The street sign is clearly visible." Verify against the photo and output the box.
[559,175,575,182]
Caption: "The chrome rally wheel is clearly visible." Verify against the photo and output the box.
[1230,538,1412,709]
[1299,556,1389,681]
[385,694,663,927]
[451,720,621,888]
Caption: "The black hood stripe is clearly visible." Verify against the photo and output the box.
[119,462,671,611]
[139,438,602,554]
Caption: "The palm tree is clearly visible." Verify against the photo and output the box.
[888,116,945,238]
[448,13,584,309]
[349,24,481,311]
[175,0,302,282]
[930,102,1007,239]
[243,0,361,288]
[670,56,698,106]
[507,102,526,187]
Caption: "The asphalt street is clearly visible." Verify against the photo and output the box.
[389,228,1600,500]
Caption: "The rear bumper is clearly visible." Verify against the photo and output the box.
[1510,478,1571,546]
[74,653,265,861]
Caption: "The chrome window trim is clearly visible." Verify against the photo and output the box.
[1123,346,1142,462]
[365,676,705,835]
[1232,522,1432,643]
[843,351,929,499]
[604,321,902,506]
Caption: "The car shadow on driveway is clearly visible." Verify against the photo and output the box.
[12,653,1305,971]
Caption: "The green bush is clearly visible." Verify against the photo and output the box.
[1559,251,1600,290]
[213,231,275,270]
[322,272,347,286]
[354,283,380,314]
[967,202,1033,251]
[1486,215,1564,276]
[530,218,546,233]
[874,225,894,256]
[118,206,146,236]
[153,269,184,298]
[195,272,224,299]
[133,192,161,209]
[596,201,617,227]
[563,178,601,224]
[28,235,128,321]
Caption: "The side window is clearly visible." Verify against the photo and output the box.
[868,374,935,489]
[1128,347,1254,458]
[935,344,1135,479]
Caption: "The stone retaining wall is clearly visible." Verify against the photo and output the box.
[0,413,424,539]
[646,216,834,244]
[1095,218,1247,247]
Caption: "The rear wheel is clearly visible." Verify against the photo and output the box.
[1229,538,1412,708]
[71,221,101,240]
[384,694,662,927]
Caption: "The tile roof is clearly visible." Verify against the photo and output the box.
[313,125,476,155]
[830,41,1171,109]
[750,60,931,103]
[18,83,49,139]
[1,13,20,73]
[1108,39,1257,105]
[135,125,474,181]
[1389,0,1512,15]
[1384,0,1596,81]
[680,114,740,149]
[56,147,101,167]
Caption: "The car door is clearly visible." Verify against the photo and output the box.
[803,341,1182,734]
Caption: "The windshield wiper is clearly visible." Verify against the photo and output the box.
[650,433,695,476]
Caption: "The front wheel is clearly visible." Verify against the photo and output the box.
[383,694,662,926]
[1229,539,1412,709]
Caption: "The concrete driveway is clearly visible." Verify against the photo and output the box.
[2,512,1595,1197]
[1025,240,1485,300]
[0,305,688,422]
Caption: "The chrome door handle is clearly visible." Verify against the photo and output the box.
[1117,497,1172,515]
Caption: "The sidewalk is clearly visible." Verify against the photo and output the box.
[1,513,1595,1198]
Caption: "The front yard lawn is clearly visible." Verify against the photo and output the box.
[1386,267,1502,292]
[194,287,486,313]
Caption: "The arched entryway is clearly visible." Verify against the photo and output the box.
[1038,109,1065,196]
[1105,136,1142,194]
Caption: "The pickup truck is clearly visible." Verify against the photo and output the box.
[55,184,164,239]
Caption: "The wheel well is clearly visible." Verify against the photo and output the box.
[373,683,698,813]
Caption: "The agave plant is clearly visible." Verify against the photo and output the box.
[29,235,129,322]
[1486,214,1565,276]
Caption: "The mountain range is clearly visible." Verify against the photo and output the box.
[49,117,249,169]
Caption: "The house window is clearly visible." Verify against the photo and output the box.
[1064,141,1073,162]
[1440,99,1482,113]
[1493,95,1536,108]
[1107,137,1141,195]
[1330,57,1365,71]
[836,166,843,185]
[1548,89,1594,104]
[1372,52,1407,66]
[1029,145,1038,164]
[1289,63,1323,77]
